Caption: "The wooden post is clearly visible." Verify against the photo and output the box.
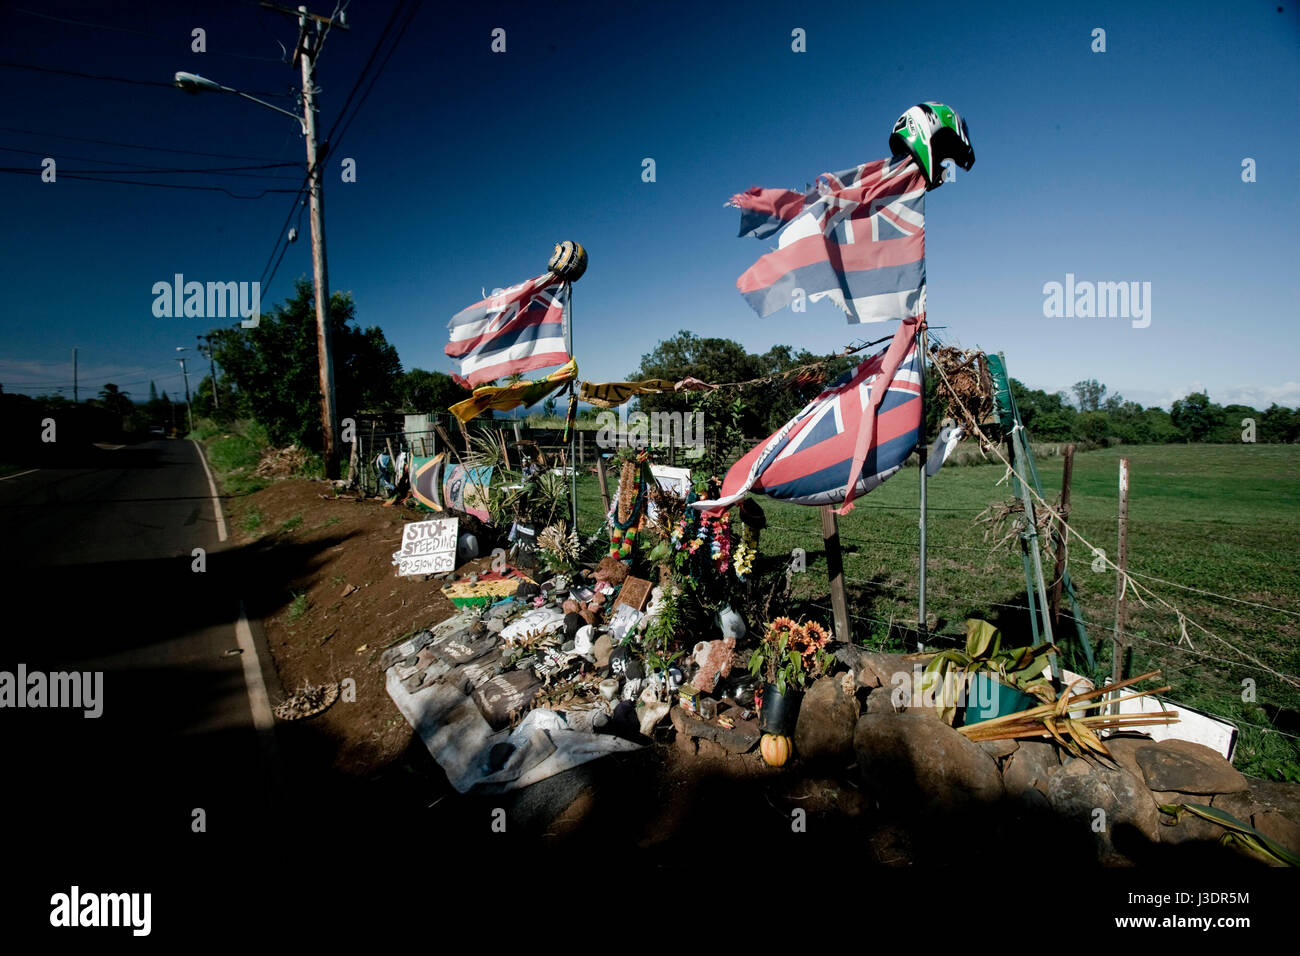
[579,429,585,467]
[1049,443,1075,629]
[1111,458,1131,706]
[596,454,610,514]
[821,506,852,645]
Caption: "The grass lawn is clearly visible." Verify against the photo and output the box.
[574,443,1300,780]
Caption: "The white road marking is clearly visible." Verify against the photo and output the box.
[190,438,228,542]
[0,468,38,481]
[236,601,276,733]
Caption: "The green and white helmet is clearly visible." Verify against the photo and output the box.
[889,102,974,189]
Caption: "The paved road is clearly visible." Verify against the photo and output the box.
[0,439,281,934]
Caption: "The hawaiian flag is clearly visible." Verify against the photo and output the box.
[692,317,922,515]
[445,272,570,388]
[728,161,879,239]
[734,156,926,324]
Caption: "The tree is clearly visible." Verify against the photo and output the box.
[211,279,405,449]
[1072,379,1107,412]
[399,368,463,413]
[629,330,853,439]
[98,383,132,420]
[1170,391,1221,442]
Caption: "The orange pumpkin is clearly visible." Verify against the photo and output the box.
[760,733,791,767]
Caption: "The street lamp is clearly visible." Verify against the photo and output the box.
[171,36,341,478]
[175,347,194,434]
[172,72,306,132]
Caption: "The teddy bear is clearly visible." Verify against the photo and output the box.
[690,636,736,695]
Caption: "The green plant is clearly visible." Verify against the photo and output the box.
[279,514,304,534]
[922,619,1056,725]
[1158,802,1300,867]
[242,505,263,535]
[287,589,309,622]
[749,617,833,697]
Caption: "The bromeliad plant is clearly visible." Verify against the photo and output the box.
[749,617,834,697]
[922,619,1056,725]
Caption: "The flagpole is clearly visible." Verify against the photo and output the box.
[917,320,928,652]
[566,281,578,535]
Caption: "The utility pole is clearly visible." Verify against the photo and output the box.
[72,347,78,403]
[178,356,194,434]
[262,1,348,478]
[197,334,218,410]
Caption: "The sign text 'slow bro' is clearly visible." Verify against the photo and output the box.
[392,517,459,576]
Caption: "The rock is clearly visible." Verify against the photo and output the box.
[852,713,1004,814]
[696,738,728,760]
[1046,760,1160,863]
[979,738,1019,760]
[1253,809,1300,855]
[669,705,760,754]
[1135,739,1248,795]
[1210,790,1258,823]
[674,732,697,757]
[1099,734,1150,782]
[592,633,613,669]
[1246,777,1300,823]
[1002,740,1058,799]
[794,677,858,762]
[836,647,917,691]
[865,686,902,715]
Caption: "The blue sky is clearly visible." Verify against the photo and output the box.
[1,0,1297,411]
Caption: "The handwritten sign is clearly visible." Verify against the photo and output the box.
[392,517,458,576]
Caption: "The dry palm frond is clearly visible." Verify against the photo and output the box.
[537,521,580,568]
[957,670,1179,758]
[975,497,1058,557]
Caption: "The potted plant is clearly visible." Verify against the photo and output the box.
[921,619,1056,726]
[748,617,833,736]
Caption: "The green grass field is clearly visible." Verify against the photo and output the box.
[574,443,1300,780]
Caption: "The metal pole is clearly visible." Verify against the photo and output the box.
[300,12,339,478]
[566,281,578,534]
[917,323,928,650]
[72,348,78,403]
[1112,458,1131,707]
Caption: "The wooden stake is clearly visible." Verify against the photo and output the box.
[596,454,610,514]
[1049,443,1075,629]
[821,506,852,644]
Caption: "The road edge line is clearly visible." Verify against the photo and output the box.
[190,438,228,542]
[0,468,38,481]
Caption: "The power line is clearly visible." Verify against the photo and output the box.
[256,0,412,293]
[0,60,289,98]
[0,126,289,163]
[12,7,289,64]
[0,149,304,179]
[327,0,421,151]
[0,167,301,198]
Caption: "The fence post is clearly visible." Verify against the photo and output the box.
[821,506,852,645]
[595,454,610,515]
[1049,443,1075,629]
